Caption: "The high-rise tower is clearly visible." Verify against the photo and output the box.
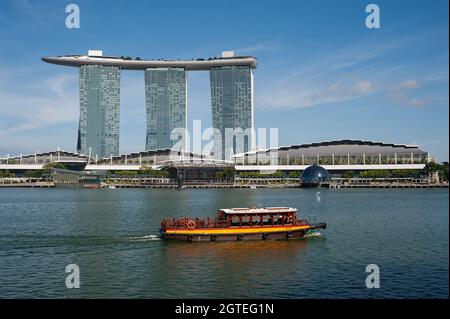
[144,68,187,151]
[210,63,254,160]
[42,50,256,158]
[78,64,120,158]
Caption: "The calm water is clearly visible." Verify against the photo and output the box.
[0,188,448,298]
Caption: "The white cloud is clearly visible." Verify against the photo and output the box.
[257,79,375,110]
[398,80,419,89]
[0,70,78,137]
[386,79,432,107]
[234,40,283,55]
[409,98,427,107]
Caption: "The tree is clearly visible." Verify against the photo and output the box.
[342,171,354,179]
[422,162,442,176]
[216,171,224,180]
[42,163,67,176]
[441,162,449,182]
[0,170,16,177]
[223,167,236,181]
[24,170,42,178]
[288,171,300,178]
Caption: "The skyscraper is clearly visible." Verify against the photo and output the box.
[43,50,256,158]
[145,68,187,151]
[78,65,120,158]
[210,65,254,160]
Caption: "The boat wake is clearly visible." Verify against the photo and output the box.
[305,231,322,238]
[128,234,161,241]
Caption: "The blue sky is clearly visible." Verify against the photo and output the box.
[0,0,448,160]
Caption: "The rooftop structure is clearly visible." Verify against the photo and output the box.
[42,50,257,157]
[42,52,257,71]
[233,139,431,172]
[219,207,297,215]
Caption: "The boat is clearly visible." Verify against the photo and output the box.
[160,207,326,242]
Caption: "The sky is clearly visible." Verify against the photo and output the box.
[0,0,448,161]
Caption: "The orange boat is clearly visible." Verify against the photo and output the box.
[160,207,326,242]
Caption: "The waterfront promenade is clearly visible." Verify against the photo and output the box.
[0,177,447,189]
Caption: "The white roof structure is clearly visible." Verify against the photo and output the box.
[219,207,297,214]
[42,53,257,70]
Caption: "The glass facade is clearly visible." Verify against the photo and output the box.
[145,68,186,151]
[78,65,120,158]
[301,165,330,186]
[210,66,253,160]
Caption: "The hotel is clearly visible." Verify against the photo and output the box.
[42,50,257,159]
[78,64,120,157]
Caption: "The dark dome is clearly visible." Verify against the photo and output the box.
[301,165,330,186]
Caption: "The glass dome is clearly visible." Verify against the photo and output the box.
[301,164,330,186]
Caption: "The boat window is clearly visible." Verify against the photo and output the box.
[231,216,240,227]
[241,216,251,226]
[272,215,280,225]
[262,215,272,226]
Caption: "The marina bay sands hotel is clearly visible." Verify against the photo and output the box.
[42,50,257,160]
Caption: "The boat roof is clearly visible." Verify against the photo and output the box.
[219,207,297,215]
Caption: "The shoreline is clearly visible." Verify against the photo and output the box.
[0,182,448,189]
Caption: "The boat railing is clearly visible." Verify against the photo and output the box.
[161,217,228,229]
[162,216,311,229]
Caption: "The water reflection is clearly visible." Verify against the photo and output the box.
[157,239,317,298]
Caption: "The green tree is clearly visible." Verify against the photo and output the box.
[222,167,236,181]
[23,170,43,178]
[42,163,66,175]
[0,170,16,177]
[288,171,300,178]
[422,162,442,176]
[441,162,449,182]
[342,171,354,179]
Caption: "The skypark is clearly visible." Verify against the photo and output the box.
[42,50,257,71]
[42,50,256,159]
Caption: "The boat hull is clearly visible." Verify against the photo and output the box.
[161,223,326,242]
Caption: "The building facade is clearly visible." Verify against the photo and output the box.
[145,68,187,151]
[210,65,254,160]
[233,140,432,174]
[78,65,120,158]
[43,50,257,158]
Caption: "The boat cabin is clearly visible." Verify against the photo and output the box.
[161,207,309,231]
[216,207,306,227]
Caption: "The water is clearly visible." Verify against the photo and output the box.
[0,188,447,298]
